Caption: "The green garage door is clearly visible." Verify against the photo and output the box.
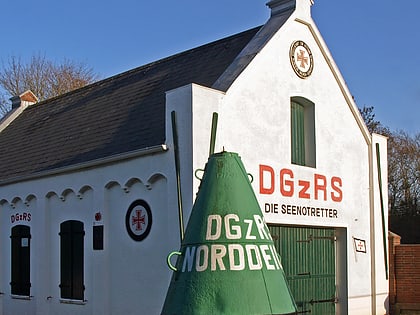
[269,225,336,314]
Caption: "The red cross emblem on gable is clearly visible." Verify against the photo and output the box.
[297,49,308,68]
[290,40,313,78]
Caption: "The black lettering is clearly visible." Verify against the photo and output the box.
[281,204,286,214]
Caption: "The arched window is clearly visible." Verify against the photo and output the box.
[10,225,31,296]
[291,97,316,167]
[59,220,84,300]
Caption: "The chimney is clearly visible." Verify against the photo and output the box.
[10,90,38,109]
[266,0,313,17]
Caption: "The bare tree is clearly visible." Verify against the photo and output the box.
[0,92,8,117]
[388,130,420,215]
[359,105,420,216]
[0,54,98,116]
[359,105,390,136]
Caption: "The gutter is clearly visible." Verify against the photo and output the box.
[0,144,168,187]
[368,139,377,315]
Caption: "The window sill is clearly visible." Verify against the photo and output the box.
[60,298,87,305]
[11,294,32,300]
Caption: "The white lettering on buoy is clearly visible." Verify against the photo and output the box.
[181,244,281,272]
[196,245,209,272]
[206,214,270,241]
[253,215,271,240]
[244,219,256,240]
[260,245,275,270]
[182,246,196,272]
[228,244,245,270]
[225,214,241,239]
[211,245,227,271]
[245,244,263,270]
[206,215,222,240]
[270,244,282,269]
[181,213,281,272]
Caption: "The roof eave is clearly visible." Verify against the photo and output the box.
[0,144,168,187]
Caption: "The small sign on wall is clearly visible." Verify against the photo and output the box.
[21,238,29,247]
[353,238,366,253]
[93,225,104,250]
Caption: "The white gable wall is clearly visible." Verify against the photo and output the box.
[189,10,387,315]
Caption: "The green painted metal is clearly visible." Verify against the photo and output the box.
[291,101,305,166]
[269,225,336,315]
[162,151,297,315]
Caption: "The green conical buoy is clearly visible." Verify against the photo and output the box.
[162,151,297,315]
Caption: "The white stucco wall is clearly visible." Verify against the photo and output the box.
[186,9,386,315]
[0,150,179,315]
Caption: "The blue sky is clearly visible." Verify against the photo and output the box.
[1,0,418,134]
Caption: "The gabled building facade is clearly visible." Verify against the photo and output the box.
[0,0,388,314]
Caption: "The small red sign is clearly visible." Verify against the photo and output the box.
[354,238,366,253]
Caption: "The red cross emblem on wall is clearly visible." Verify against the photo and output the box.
[125,200,153,241]
[132,209,145,231]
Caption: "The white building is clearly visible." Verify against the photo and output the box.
[0,0,388,314]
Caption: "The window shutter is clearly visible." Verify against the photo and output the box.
[291,101,306,165]
[60,221,73,299]
[10,225,31,296]
[72,221,85,300]
[60,220,84,300]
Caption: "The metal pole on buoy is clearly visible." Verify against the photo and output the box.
[162,151,297,314]
[208,112,218,157]
[171,110,184,242]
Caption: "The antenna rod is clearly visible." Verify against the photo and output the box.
[209,112,218,156]
[171,111,184,241]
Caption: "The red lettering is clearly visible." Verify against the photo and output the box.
[280,169,294,197]
[330,177,343,202]
[10,212,32,223]
[314,174,327,201]
[258,164,343,202]
[298,180,311,199]
[259,165,275,194]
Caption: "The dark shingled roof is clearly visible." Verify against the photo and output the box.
[0,27,261,184]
